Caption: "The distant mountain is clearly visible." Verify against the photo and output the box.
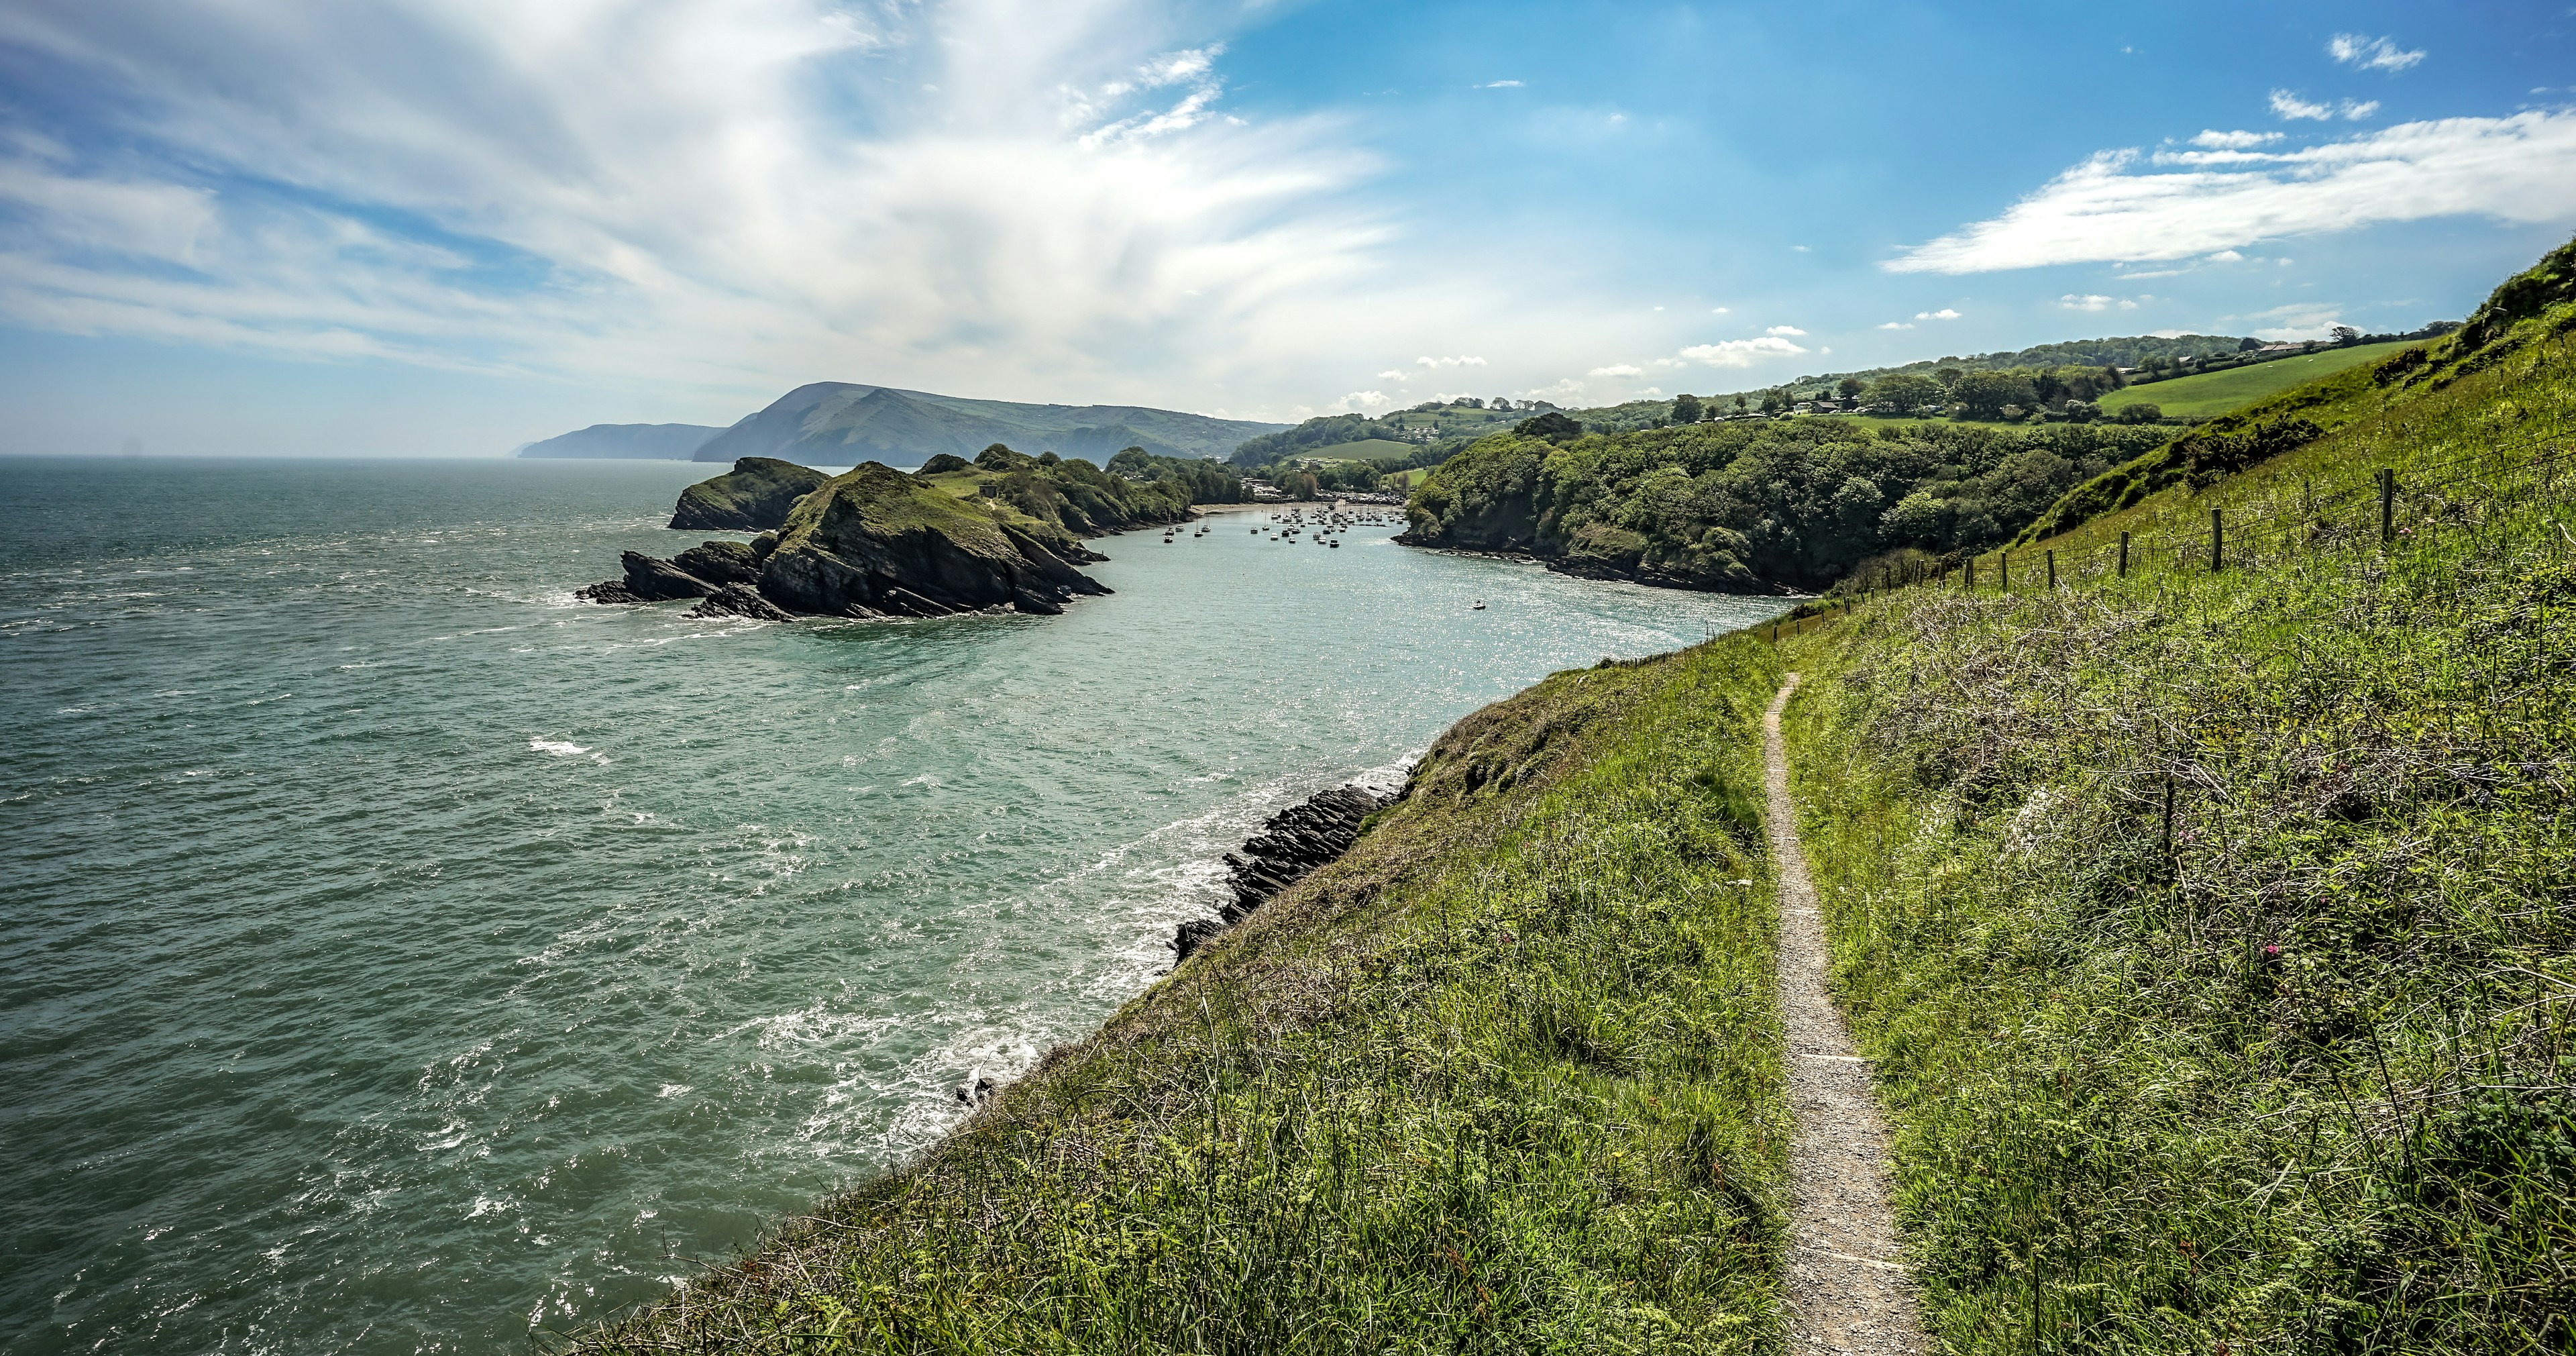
[690,382,1286,464]
[515,423,722,459]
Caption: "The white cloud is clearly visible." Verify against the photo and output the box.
[2270,90,2334,121]
[2206,249,2243,262]
[1790,244,1811,252]
[1764,324,1806,336]
[2328,34,2425,73]
[1877,321,1914,329]
[1884,111,2576,274]
[1376,369,1409,382]
[1915,307,1960,320]
[1478,80,1523,89]
[1416,354,1489,368]
[2237,303,2348,340]
[1328,389,1395,413]
[1635,386,1663,398]
[2192,129,2282,150]
[2059,294,2143,311]
[1515,378,1588,399]
[2342,100,2379,121]
[1588,363,1644,377]
[1710,306,1730,313]
[1677,335,1808,368]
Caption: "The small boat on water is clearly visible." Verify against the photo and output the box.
[1472,600,1486,610]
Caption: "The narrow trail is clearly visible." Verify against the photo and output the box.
[1764,674,1927,1355]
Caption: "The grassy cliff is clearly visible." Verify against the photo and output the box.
[1769,236,2576,1351]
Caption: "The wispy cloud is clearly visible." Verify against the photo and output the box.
[2270,90,2334,121]
[2059,294,2142,312]
[1885,111,2576,274]
[1588,363,1644,377]
[2192,129,2281,150]
[2234,302,2349,341]
[2328,34,2425,73]
[0,0,1637,415]
[1477,80,1523,89]
[1915,307,1960,320]
[1877,321,1913,329]
[1415,354,1489,368]
[1764,324,1806,336]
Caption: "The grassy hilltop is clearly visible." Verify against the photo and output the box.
[566,238,2576,1353]
[2096,340,2416,421]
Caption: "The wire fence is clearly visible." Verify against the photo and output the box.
[1800,431,2576,608]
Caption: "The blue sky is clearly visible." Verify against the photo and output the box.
[1,0,2570,456]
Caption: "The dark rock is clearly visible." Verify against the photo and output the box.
[673,539,761,585]
[1170,783,1392,960]
[578,550,718,604]
[687,584,796,621]
[669,457,831,531]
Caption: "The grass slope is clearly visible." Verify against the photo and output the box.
[2098,341,2419,419]
[1762,240,2576,1351]
[570,643,1796,1354]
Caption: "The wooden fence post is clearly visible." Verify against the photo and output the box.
[2046,550,2057,590]
[2379,468,2396,543]
[1966,557,1975,589]
[2000,552,2010,592]
[2118,531,2130,578]
[2209,508,2223,572]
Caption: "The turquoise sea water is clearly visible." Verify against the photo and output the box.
[0,457,1789,1353]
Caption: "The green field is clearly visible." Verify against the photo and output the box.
[2097,340,2418,418]
[1290,437,1417,462]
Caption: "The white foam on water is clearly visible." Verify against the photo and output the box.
[528,739,589,758]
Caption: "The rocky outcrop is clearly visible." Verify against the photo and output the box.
[576,550,723,604]
[582,462,1116,621]
[672,539,761,586]
[687,584,795,622]
[755,464,1110,618]
[669,458,832,531]
[1171,784,1393,962]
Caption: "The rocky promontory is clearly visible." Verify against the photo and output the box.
[582,462,1113,620]
[669,457,832,531]
[1171,784,1393,961]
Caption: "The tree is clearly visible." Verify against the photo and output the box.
[1760,387,1792,413]
[1933,366,1965,389]
[1513,411,1585,443]
[2114,402,2162,424]
[2330,325,2362,347]
[1671,393,1705,424]
[1837,376,1866,400]
[2239,336,2263,352]
[1951,370,2039,419]
[1733,393,1750,413]
[1868,372,1943,412]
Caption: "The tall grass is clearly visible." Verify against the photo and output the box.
[1774,315,2576,1351]
[566,643,1794,1354]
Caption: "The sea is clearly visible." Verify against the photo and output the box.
[0,456,1790,1353]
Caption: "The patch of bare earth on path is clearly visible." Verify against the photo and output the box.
[1765,674,1927,1355]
